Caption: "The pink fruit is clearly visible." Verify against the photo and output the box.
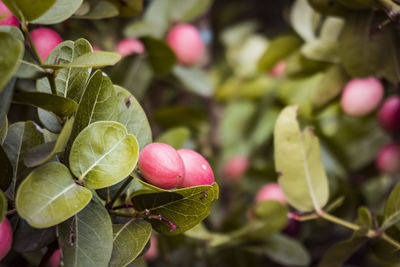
[376,143,400,174]
[177,149,214,188]
[222,155,249,181]
[138,143,185,189]
[30,28,62,62]
[49,249,61,267]
[340,77,384,117]
[143,235,158,261]
[0,218,12,261]
[378,96,400,134]
[166,24,204,66]
[0,1,18,26]
[115,38,144,57]
[269,61,286,77]
[92,44,101,51]
[255,183,287,205]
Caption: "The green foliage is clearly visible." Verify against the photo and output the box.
[141,37,177,75]
[0,190,6,222]
[2,0,56,21]
[0,32,24,92]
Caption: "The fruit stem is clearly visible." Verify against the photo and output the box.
[106,175,133,209]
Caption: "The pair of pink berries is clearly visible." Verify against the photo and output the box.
[138,143,214,189]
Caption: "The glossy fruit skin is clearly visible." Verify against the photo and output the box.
[0,1,18,26]
[255,183,287,205]
[166,24,204,66]
[378,96,400,134]
[340,77,384,117]
[30,28,63,62]
[0,218,12,261]
[222,155,249,181]
[49,249,61,267]
[376,143,400,174]
[177,149,214,188]
[143,235,158,261]
[115,38,144,57]
[138,143,185,189]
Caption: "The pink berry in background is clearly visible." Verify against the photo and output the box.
[177,149,214,188]
[0,218,12,261]
[376,143,400,174]
[378,96,400,134]
[222,155,249,181]
[166,24,204,66]
[269,61,286,77]
[92,44,101,51]
[340,77,384,117]
[30,28,62,62]
[255,183,287,205]
[138,143,185,189]
[144,235,158,261]
[49,249,61,267]
[0,1,18,26]
[116,38,144,57]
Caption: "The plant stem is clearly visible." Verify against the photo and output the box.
[109,210,136,217]
[382,233,400,250]
[106,175,133,209]
[379,0,400,19]
[47,72,58,95]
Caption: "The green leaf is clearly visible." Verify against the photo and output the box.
[3,121,44,195]
[0,32,24,92]
[185,223,231,247]
[0,145,13,191]
[274,106,329,212]
[0,190,6,222]
[31,0,83,24]
[15,60,47,79]
[108,0,142,17]
[156,127,190,149]
[109,219,152,267]
[258,35,302,72]
[290,0,319,41]
[0,117,7,144]
[141,0,170,38]
[68,70,118,147]
[69,121,139,189]
[13,92,78,118]
[141,37,177,75]
[114,86,152,150]
[168,0,212,22]
[130,179,219,235]
[24,118,74,167]
[2,0,56,21]
[43,51,121,69]
[59,198,113,267]
[38,109,62,133]
[262,234,310,266]
[15,162,92,228]
[0,25,24,41]
[339,11,400,83]
[318,207,371,267]
[124,21,164,39]
[307,0,349,16]
[153,106,207,130]
[172,66,214,97]
[285,51,328,78]
[381,183,400,231]
[73,0,119,19]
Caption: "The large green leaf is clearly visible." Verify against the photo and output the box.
[168,0,212,22]
[109,219,152,267]
[59,198,113,267]
[290,0,319,41]
[0,78,15,129]
[141,37,177,75]
[0,32,24,92]
[43,51,121,69]
[13,91,78,118]
[172,66,214,97]
[130,178,219,235]
[108,0,142,17]
[3,121,44,195]
[274,106,329,212]
[73,0,119,19]
[31,0,83,24]
[381,183,400,231]
[24,118,74,167]
[0,25,24,41]
[16,60,47,79]
[156,127,190,149]
[141,0,170,38]
[2,0,56,21]
[114,86,152,150]
[15,162,92,228]
[0,145,13,191]
[69,121,139,189]
[0,190,6,222]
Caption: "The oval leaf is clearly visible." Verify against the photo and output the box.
[15,162,92,228]
[0,31,24,92]
[382,183,400,231]
[43,51,121,69]
[2,0,56,21]
[172,66,214,97]
[69,121,139,189]
[31,0,83,24]
[141,36,176,75]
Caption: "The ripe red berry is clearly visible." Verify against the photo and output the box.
[138,143,185,189]
[166,24,204,66]
[255,183,287,205]
[378,96,400,134]
[340,77,384,117]
[177,149,214,188]
[0,1,18,26]
[222,155,249,181]
[0,218,12,261]
[115,38,144,57]
[376,142,400,174]
[143,235,158,261]
[269,61,286,77]
[49,249,61,267]
[30,28,62,62]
